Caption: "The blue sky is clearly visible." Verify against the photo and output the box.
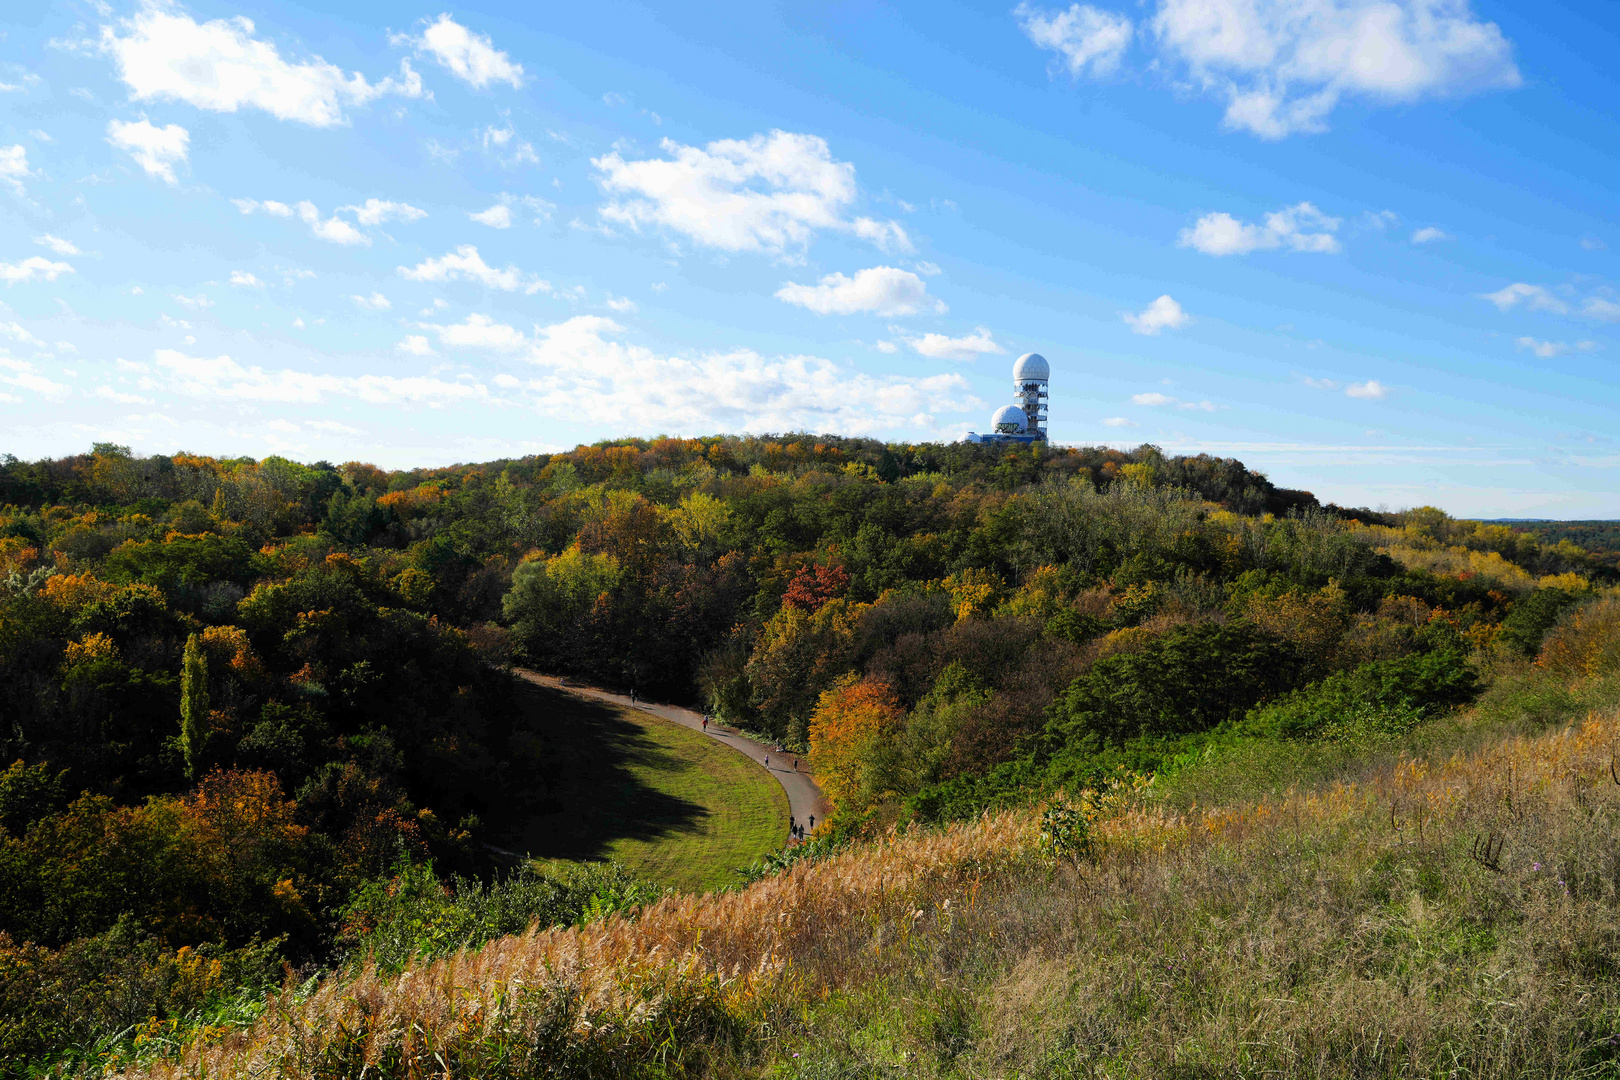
[0,0,1616,516]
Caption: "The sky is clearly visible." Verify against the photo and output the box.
[0,0,1616,517]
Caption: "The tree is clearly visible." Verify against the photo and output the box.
[179,633,209,780]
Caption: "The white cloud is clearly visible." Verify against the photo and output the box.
[0,145,32,193]
[904,326,1005,361]
[297,201,368,245]
[171,293,212,309]
[605,296,638,314]
[1302,376,1340,390]
[1146,0,1520,138]
[398,245,549,293]
[593,131,911,256]
[341,198,426,226]
[775,266,944,316]
[155,348,487,406]
[235,198,371,244]
[233,198,295,217]
[395,14,523,89]
[650,282,669,293]
[229,270,264,287]
[307,419,363,434]
[1480,282,1568,314]
[1179,399,1217,411]
[418,312,528,350]
[1411,225,1449,243]
[1101,416,1136,427]
[511,315,978,435]
[352,292,391,310]
[1122,294,1191,334]
[94,385,152,404]
[1583,296,1620,322]
[1581,236,1607,252]
[0,257,75,285]
[398,334,435,355]
[1345,379,1387,399]
[99,4,422,128]
[106,118,190,184]
[0,357,71,400]
[470,203,512,228]
[873,340,898,353]
[1361,209,1399,230]
[1016,3,1134,77]
[34,234,81,256]
[1132,391,1175,405]
[0,322,44,346]
[1515,336,1566,359]
[1179,202,1341,255]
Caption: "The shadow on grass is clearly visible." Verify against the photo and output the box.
[485,681,711,861]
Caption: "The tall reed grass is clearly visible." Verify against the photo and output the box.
[120,694,1620,1079]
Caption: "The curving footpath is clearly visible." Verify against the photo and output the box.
[515,669,830,844]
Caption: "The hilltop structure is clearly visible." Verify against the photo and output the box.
[965,353,1048,444]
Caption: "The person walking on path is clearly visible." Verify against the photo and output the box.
[702,715,709,732]
[764,755,770,769]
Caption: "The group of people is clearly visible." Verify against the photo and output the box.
[789,814,814,842]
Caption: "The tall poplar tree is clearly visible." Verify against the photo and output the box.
[179,632,209,780]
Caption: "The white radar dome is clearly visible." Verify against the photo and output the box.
[991,405,1027,433]
[1013,352,1049,382]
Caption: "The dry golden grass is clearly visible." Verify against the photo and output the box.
[121,697,1620,1079]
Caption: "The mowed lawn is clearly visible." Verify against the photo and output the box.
[492,682,787,894]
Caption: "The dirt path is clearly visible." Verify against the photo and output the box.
[515,670,830,841]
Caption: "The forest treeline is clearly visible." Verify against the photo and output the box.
[0,436,1613,1072]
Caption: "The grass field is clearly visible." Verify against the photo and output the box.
[488,681,787,893]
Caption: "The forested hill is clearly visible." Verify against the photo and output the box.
[1,436,1615,1071]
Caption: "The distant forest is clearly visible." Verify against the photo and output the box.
[1497,520,1620,567]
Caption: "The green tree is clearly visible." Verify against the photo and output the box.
[179,633,209,780]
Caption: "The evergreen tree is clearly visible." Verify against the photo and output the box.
[179,632,209,780]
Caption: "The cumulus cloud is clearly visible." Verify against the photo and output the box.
[1179,202,1341,255]
[0,144,32,193]
[1132,391,1174,405]
[352,292,391,311]
[235,198,372,245]
[0,357,71,400]
[106,118,189,184]
[398,334,435,355]
[417,312,529,350]
[904,327,1005,361]
[99,4,422,127]
[95,385,153,404]
[154,348,486,406]
[229,270,264,287]
[398,245,549,293]
[0,322,44,346]
[507,315,978,435]
[470,203,512,228]
[171,293,212,309]
[775,266,945,316]
[1515,336,1567,359]
[1019,0,1521,138]
[1122,294,1191,334]
[1016,3,1133,77]
[605,296,638,314]
[34,234,81,256]
[0,257,75,285]
[1346,379,1387,399]
[1584,296,1620,322]
[393,14,523,89]
[1480,282,1568,314]
[1101,416,1136,427]
[1411,225,1449,243]
[341,198,427,226]
[592,131,911,256]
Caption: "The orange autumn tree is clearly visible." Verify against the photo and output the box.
[808,674,905,813]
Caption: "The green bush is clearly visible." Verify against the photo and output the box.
[337,859,664,973]
[1243,651,1481,742]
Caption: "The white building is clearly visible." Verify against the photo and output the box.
[965,353,1049,444]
